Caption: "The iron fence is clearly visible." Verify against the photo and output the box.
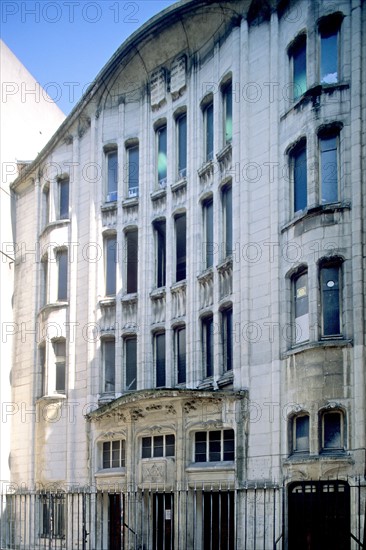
[0,480,364,550]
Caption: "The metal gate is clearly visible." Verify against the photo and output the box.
[0,480,364,549]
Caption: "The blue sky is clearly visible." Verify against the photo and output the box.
[1,0,177,114]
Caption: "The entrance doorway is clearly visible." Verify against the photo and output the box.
[153,493,174,550]
[109,494,122,550]
[288,481,350,550]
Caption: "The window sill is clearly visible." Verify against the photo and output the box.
[197,376,214,390]
[39,219,70,238]
[281,201,351,233]
[216,142,232,163]
[197,267,214,284]
[150,287,166,300]
[283,338,352,358]
[284,451,352,465]
[121,292,138,303]
[95,468,126,478]
[217,256,233,274]
[281,82,350,120]
[186,461,235,473]
[151,187,167,201]
[99,297,116,307]
[217,370,233,388]
[37,393,67,403]
[101,202,117,212]
[170,280,186,293]
[171,177,187,193]
[122,197,139,208]
[198,160,214,179]
[38,301,69,315]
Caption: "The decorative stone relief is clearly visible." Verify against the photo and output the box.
[150,68,166,108]
[170,56,186,99]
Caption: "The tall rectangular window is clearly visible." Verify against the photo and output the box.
[320,27,338,84]
[175,327,186,384]
[125,337,137,391]
[321,264,341,337]
[222,308,233,372]
[175,213,186,282]
[323,412,342,450]
[222,185,232,258]
[155,332,166,388]
[320,134,338,204]
[41,257,48,307]
[126,229,138,293]
[293,144,307,213]
[103,339,115,392]
[223,83,232,145]
[57,250,68,301]
[177,113,187,178]
[293,415,310,453]
[157,125,167,187]
[53,340,66,393]
[204,102,214,161]
[103,440,125,469]
[202,316,214,377]
[58,178,69,219]
[293,271,309,344]
[203,199,214,268]
[42,185,50,227]
[39,495,65,539]
[154,220,166,288]
[39,344,46,396]
[291,35,306,100]
[106,150,118,202]
[127,145,139,198]
[105,235,117,296]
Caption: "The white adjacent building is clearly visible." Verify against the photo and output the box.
[3,0,366,548]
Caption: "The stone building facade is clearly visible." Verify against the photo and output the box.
[4,0,366,548]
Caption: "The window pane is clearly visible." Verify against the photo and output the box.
[112,440,120,467]
[293,40,306,100]
[177,327,186,384]
[157,126,167,185]
[59,179,69,219]
[104,340,115,392]
[321,136,338,203]
[205,103,214,161]
[223,186,232,257]
[125,337,137,390]
[142,437,152,458]
[209,431,221,461]
[175,214,186,281]
[178,114,187,177]
[295,416,309,451]
[294,272,309,343]
[156,333,166,387]
[105,236,117,296]
[223,429,235,460]
[294,147,307,212]
[195,432,207,462]
[204,317,214,377]
[107,151,118,200]
[321,266,341,336]
[223,308,233,372]
[205,200,214,268]
[321,31,338,84]
[128,146,139,197]
[103,442,110,468]
[153,436,164,457]
[126,230,138,293]
[165,434,175,457]
[39,345,46,395]
[224,84,232,144]
[54,340,66,393]
[57,250,68,301]
[324,413,341,448]
[41,259,48,307]
[154,220,166,288]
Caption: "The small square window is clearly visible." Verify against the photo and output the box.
[194,429,235,462]
[141,434,175,458]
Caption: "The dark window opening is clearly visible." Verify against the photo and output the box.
[293,144,307,213]
[105,236,117,296]
[321,264,341,337]
[176,327,186,384]
[155,332,166,387]
[202,316,214,377]
[106,150,118,202]
[58,178,69,220]
[222,308,233,372]
[175,214,186,282]
[177,113,187,178]
[103,339,115,393]
[126,230,138,294]
[154,220,166,288]
[57,250,68,301]
[320,134,338,204]
[127,145,139,198]
[157,125,167,187]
